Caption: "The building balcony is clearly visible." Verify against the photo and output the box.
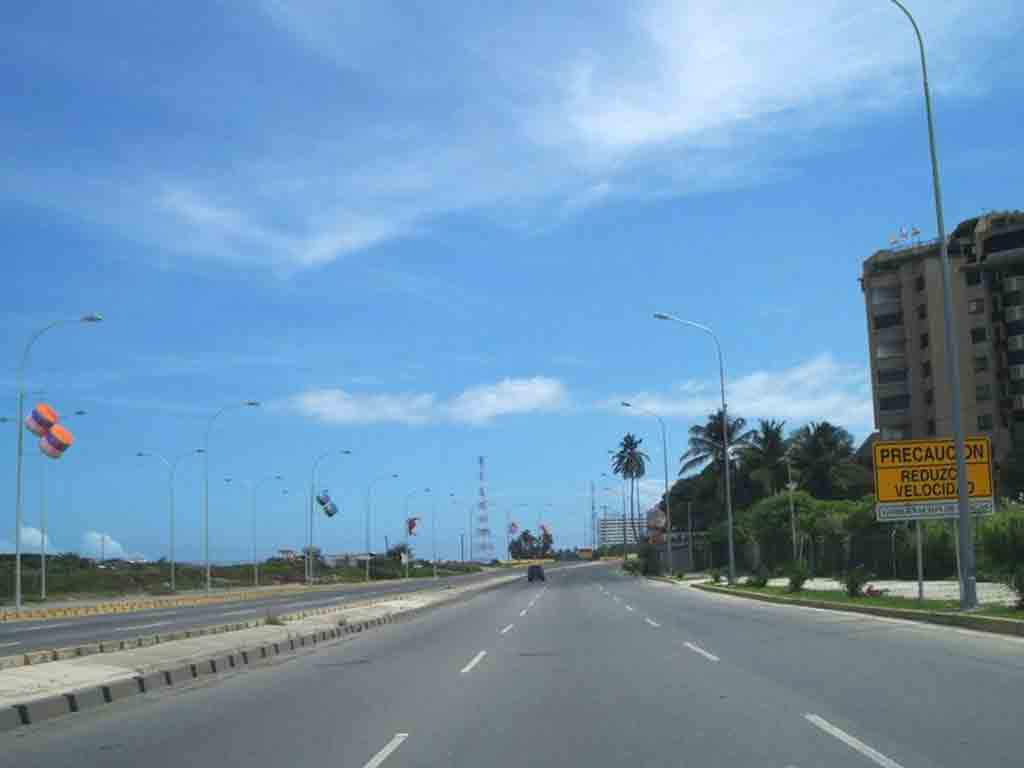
[1004,276,1024,292]
[1010,365,1024,381]
[1009,334,1024,352]
[1005,306,1024,323]
[877,409,911,427]
[876,381,910,398]
[1013,396,1024,411]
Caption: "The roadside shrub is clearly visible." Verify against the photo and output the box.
[845,565,870,598]
[708,568,722,584]
[787,562,809,593]
[1008,565,1024,609]
[746,566,769,588]
[623,559,642,576]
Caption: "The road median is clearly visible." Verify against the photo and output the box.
[0,572,521,732]
[689,582,1024,637]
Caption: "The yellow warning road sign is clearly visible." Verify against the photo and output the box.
[873,437,994,521]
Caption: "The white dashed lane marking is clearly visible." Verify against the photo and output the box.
[460,650,488,675]
[683,641,719,662]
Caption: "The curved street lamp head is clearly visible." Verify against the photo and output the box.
[621,401,632,408]
[391,473,399,478]
[223,477,233,484]
[652,312,673,321]
[243,400,260,407]
[80,314,104,323]
[73,409,88,416]
[194,448,206,455]
[136,451,148,458]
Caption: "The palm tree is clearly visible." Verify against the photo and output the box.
[612,433,650,545]
[788,421,856,500]
[744,419,788,496]
[680,409,755,477]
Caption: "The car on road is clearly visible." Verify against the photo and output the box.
[527,564,545,582]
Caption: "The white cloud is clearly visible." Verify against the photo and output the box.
[293,376,567,426]
[0,526,59,554]
[446,377,567,425]
[293,390,437,426]
[4,1,1017,272]
[613,353,873,435]
[81,531,125,559]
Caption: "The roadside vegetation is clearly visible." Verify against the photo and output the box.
[606,409,1024,610]
[0,551,482,604]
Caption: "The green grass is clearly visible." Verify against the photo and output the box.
[713,583,1024,620]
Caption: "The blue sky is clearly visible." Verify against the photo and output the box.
[1,1,1022,562]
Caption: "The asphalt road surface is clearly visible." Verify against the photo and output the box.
[0,570,504,655]
[4,563,1022,767]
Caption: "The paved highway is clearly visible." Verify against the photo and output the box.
[0,570,504,655]
[4,563,1022,767]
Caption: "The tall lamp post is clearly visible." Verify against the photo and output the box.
[308,449,352,584]
[11,314,103,610]
[203,400,260,593]
[888,0,976,610]
[136,447,205,592]
[366,473,399,581]
[654,313,736,585]
[225,473,283,585]
[622,401,673,575]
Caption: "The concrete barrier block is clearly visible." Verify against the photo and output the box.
[0,654,25,670]
[164,665,195,685]
[193,659,216,677]
[104,677,143,701]
[68,687,106,713]
[208,655,232,673]
[76,642,101,657]
[17,695,72,724]
[100,641,120,652]
[24,650,54,665]
[54,648,80,661]
[0,706,24,732]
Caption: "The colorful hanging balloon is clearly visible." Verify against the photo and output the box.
[508,522,519,535]
[40,424,73,459]
[25,403,58,436]
[316,491,339,518]
[406,517,420,536]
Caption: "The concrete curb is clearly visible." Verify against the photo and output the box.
[0,594,385,671]
[691,583,1024,637]
[0,574,521,733]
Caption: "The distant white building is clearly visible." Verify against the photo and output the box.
[597,515,647,546]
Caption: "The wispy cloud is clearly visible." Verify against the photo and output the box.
[611,354,873,436]
[2,1,1018,272]
[81,531,125,559]
[0,526,59,554]
[292,376,568,426]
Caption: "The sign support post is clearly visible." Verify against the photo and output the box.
[916,520,924,601]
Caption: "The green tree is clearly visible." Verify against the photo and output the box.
[787,421,862,500]
[612,432,650,544]
[680,409,756,477]
[743,419,788,496]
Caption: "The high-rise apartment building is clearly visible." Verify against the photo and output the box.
[597,515,646,547]
[862,210,1024,471]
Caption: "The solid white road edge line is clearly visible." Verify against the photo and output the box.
[363,733,410,768]
[683,641,719,662]
[460,650,488,675]
[644,618,660,628]
[500,624,515,635]
[0,641,20,648]
[804,714,904,768]
[221,609,260,617]
[5,622,74,633]
[111,621,173,632]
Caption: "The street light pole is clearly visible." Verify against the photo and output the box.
[12,314,102,610]
[786,457,798,564]
[623,401,673,575]
[308,449,352,584]
[888,0,976,610]
[366,473,399,582]
[137,448,204,593]
[203,400,259,594]
[654,313,736,585]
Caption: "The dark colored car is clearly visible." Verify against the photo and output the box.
[527,564,545,582]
